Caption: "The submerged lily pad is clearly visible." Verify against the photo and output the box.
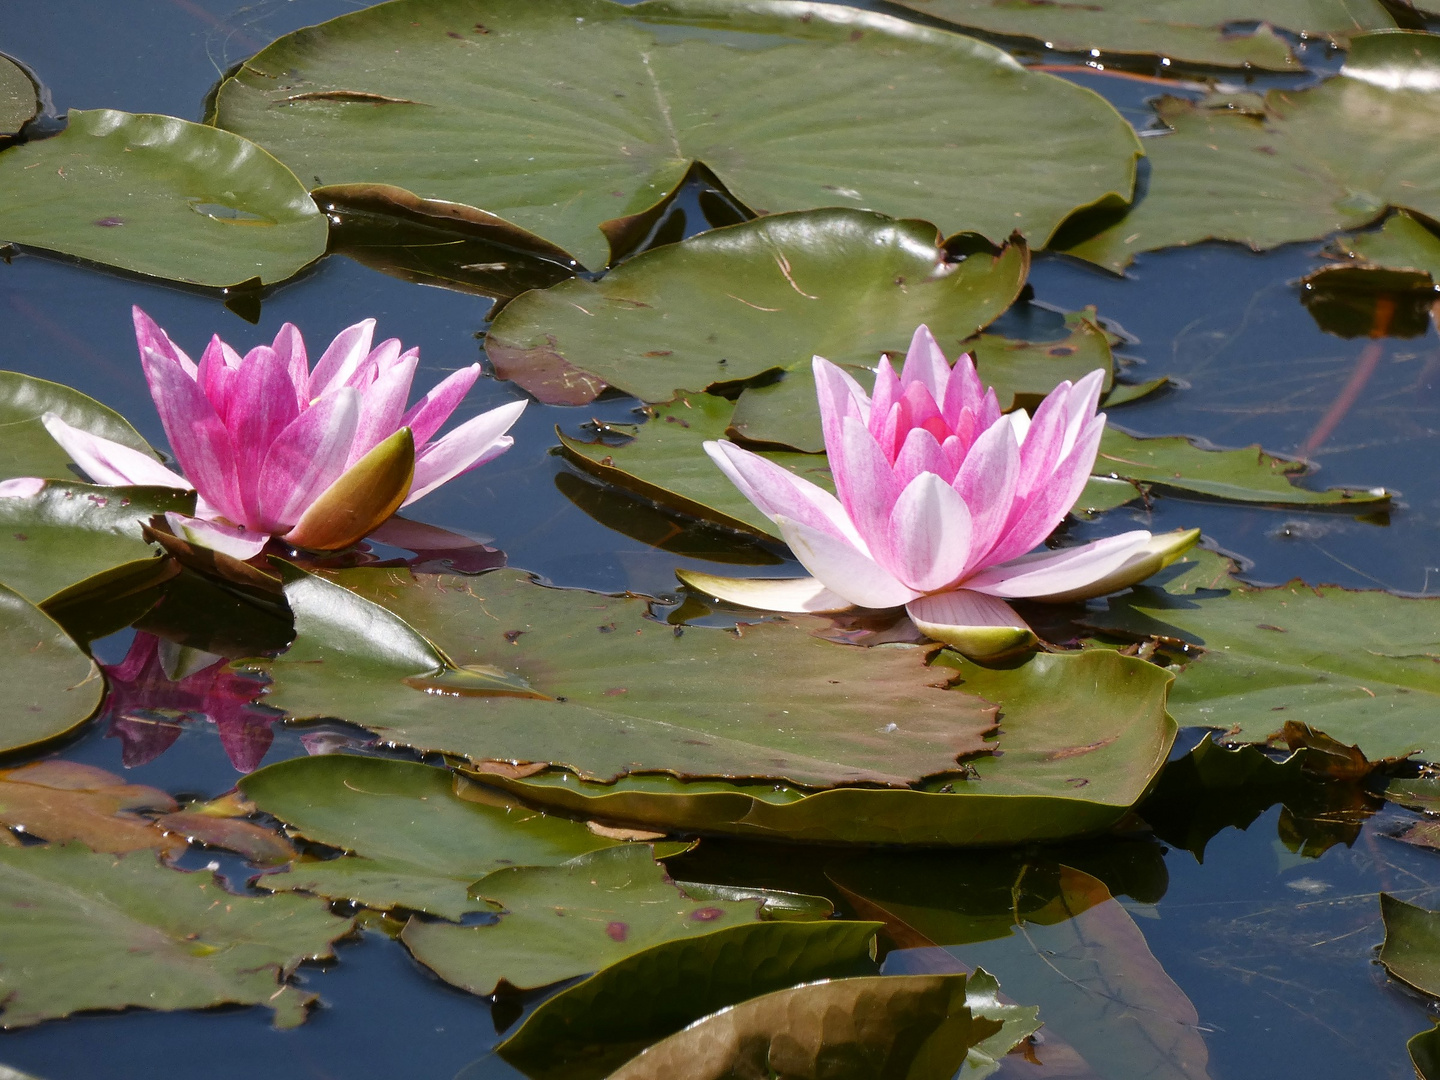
[1059,32,1440,271]
[0,584,103,755]
[0,55,39,137]
[258,566,999,790]
[487,210,1028,405]
[0,843,350,1029]
[0,761,181,857]
[0,109,326,288]
[497,919,883,1080]
[471,648,1176,845]
[0,371,158,484]
[402,845,781,993]
[213,0,1139,270]
[239,755,628,919]
[887,0,1392,70]
[1083,549,1440,762]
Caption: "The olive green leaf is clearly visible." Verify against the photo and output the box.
[1380,893,1440,999]
[1411,1023,1440,1080]
[0,109,327,287]
[1331,210,1440,278]
[0,55,39,138]
[0,584,102,756]
[0,372,158,484]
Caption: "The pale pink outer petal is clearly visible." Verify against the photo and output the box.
[963,530,1153,599]
[348,353,419,467]
[812,356,872,460]
[132,307,197,378]
[772,513,921,610]
[40,414,191,490]
[402,399,526,506]
[954,417,1021,575]
[905,589,1037,659]
[0,477,45,498]
[1060,368,1106,458]
[834,415,902,556]
[401,364,483,449]
[308,319,376,398]
[984,412,1105,566]
[702,440,864,548]
[255,387,360,532]
[899,324,950,404]
[270,323,310,405]
[163,512,269,561]
[674,569,854,613]
[885,472,973,594]
[227,348,301,525]
[140,347,244,522]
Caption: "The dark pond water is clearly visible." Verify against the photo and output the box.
[4,2,1440,1078]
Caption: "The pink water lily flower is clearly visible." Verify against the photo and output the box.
[39,308,525,558]
[680,326,1197,659]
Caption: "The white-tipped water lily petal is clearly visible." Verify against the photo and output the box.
[885,472,973,593]
[1039,528,1202,602]
[403,399,526,505]
[40,413,191,490]
[308,318,376,397]
[965,530,1153,599]
[906,589,1037,660]
[1006,407,1031,444]
[0,477,45,498]
[163,512,269,561]
[813,356,872,453]
[899,324,950,403]
[674,569,854,613]
[773,513,920,609]
[1060,368,1106,458]
[703,440,863,547]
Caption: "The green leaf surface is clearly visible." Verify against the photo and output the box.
[1411,1023,1440,1080]
[487,210,1028,406]
[0,585,102,755]
[497,919,882,1080]
[402,845,778,993]
[0,109,326,288]
[0,371,158,484]
[607,972,1016,1080]
[470,649,1176,845]
[238,755,626,919]
[1083,549,1440,762]
[1327,209,1440,277]
[887,0,1393,70]
[972,309,1114,412]
[0,55,39,137]
[212,0,1138,270]
[258,567,1000,790]
[0,844,350,1029]
[0,481,190,602]
[1059,31,1440,271]
[1380,893,1440,999]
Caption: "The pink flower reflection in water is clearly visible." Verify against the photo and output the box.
[100,633,278,774]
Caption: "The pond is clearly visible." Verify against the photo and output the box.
[3,1,1440,1078]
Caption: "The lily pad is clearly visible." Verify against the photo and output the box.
[0,761,181,857]
[1412,1024,1440,1080]
[608,972,1025,1080]
[212,0,1139,270]
[238,755,628,919]
[886,0,1393,70]
[487,210,1028,405]
[257,566,1000,790]
[1083,548,1440,762]
[0,371,158,484]
[0,55,39,138]
[0,109,326,288]
[1380,893,1440,999]
[0,843,349,1029]
[497,919,882,1080]
[0,481,190,602]
[0,584,103,755]
[401,845,784,993]
[1330,210,1440,278]
[1059,32,1440,272]
[469,648,1176,845]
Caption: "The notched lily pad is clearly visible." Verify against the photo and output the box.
[0,54,40,138]
[0,843,351,1029]
[0,109,327,288]
[0,583,103,755]
[1380,893,1440,999]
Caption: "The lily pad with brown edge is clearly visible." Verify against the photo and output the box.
[0,761,182,857]
[0,371,159,484]
[464,648,1176,846]
[212,0,1139,272]
[0,109,327,288]
[1329,210,1440,278]
[237,755,638,920]
[887,0,1393,71]
[0,54,39,137]
[1081,547,1440,763]
[1380,893,1440,999]
[496,919,883,1080]
[0,843,350,1030]
[606,971,1030,1080]
[0,481,192,603]
[852,861,1211,1080]
[254,564,1001,791]
[0,583,103,755]
[401,844,799,995]
[487,209,1028,406]
[1057,31,1440,272]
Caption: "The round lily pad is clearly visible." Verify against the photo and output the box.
[0,371,158,483]
[212,0,1140,270]
[0,109,327,287]
[0,583,103,755]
